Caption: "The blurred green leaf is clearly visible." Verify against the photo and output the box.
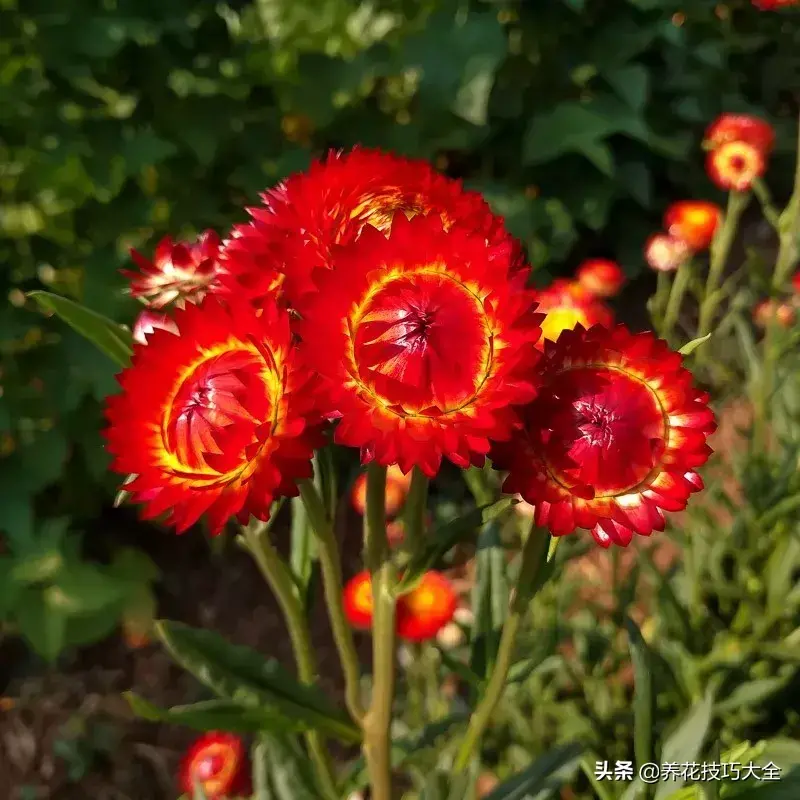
[27,291,133,367]
[627,618,654,769]
[715,679,789,715]
[16,588,68,661]
[655,690,714,800]
[483,743,583,799]
[606,64,650,110]
[679,333,712,356]
[258,733,323,800]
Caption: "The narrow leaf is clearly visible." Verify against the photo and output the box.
[155,621,361,743]
[679,333,711,356]
[483,742,584,799]
[125,692,301,735]
[261,733,323,800]
[27,291,133,367]
[469,520,509,681]
[654,690,714,800]
[398,498,516,592]
[626,617,654,769]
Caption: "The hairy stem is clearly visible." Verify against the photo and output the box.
[298,478,365,724]
[240,520,338,798]
[453,528,551,771]
[362,463,396,800]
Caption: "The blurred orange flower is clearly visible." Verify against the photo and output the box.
[397,571,458,641]
[754,298,795,328]
[179,732,251,799]
[644,233,691,272]
[576,259,625,297]
[532,279,613,345]
[706,140,765,191]
[664,201,722,251]
[351,465,412,518]
[343,570,374,629]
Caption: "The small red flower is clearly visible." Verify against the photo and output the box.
[752,0,798,10]
[576,259,625,297]
[125,231,222,309]
[351,465,412,517]
[704,113,775,155]
[343,570,374,629]
[105,296,321,534]
[297,214,543,477]
[218,147,526,313]
[792,271,800,293]
[532,279,613,345]
[131,309,178,346]
[754,298,795,327]
[664,201,722,251]
[706,140,765,191]
[179,732,251,799]
[492,325,716,547]
[397,571,458,641]
[644,233,691,273]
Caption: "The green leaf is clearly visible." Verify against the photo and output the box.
[523,104,619,165]
[258,733,322,800]
[715,678,788,714]
[398,498,516,592]
[606,64,650,110]
[0,558,21,618]
[724,765,800,799]
[155,621,361,743]
[27,291,132,367]
[679,333,712,356]
[121,129,178,174]
[626,618,654,768]
[469,520,509,681]
[289,495,315,600]
[125,693,301,735]
[16,588,68,661]
[483,743,583,799]
[51,561,127,613]
[654,690,714,800]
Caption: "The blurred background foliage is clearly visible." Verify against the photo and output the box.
[1,0,799,658]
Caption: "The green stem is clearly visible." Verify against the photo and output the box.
[579,756,615,800]
[773,112,800,289]
[240,521,338,798]
[697,190,750,339]
[660,260,692,342]
[753,315,778,453]
[402,467,429,556]
[464,465,494,506]
[752,178,782,230]
[453,528,551,771]
[298,479,365,725]
[362,463,396,800]
[649,270,671,331]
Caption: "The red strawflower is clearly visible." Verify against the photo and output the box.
[752,0,798,10]
[533,279,613,345]
[343,570,374,629]
[105,296,321,534]
[576,259,625,298]
[792,271,800,293]
[297,214,543,477]
[179,732,251,799]
[491,325,716,548]
[397,571,458,641]
[706,140,765,191]
[754,298,795,328]
[218,147,527,313]
[125,231,222,309]
[704,113,775,155]
[132,309,178,346]
[644,233,691,272]
[664,201,722,251]
[351,465,412,517]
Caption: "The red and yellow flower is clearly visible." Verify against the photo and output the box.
[179,732,251,799]
[132,309,178,346]
[397,571,458,641]
[576,259,625,297]
[297,214,543,477]
[105,296,321,534]
[491,325,716,547]
[218,147,527,313]
[664,201,722,251]
[343,570,374,629]
[754,298,795,328]
[351,465,412,518]
[125,230,222,309]
[532,279,613,345]
[703,113,775,155]
[644,233,691,272]
[706,140,765,191]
